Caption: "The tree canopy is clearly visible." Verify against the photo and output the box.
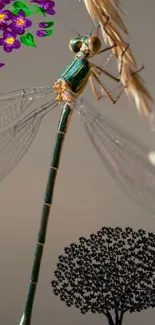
[51,227,155,325]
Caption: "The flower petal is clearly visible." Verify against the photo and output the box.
[9,29,17,38]
[3,10,12,20]
[8,22,14,29]
[24,19,32,28]
[3,29,10,38]
[12,15,18,23]
[0,38,4,45]
[47,8,55,15]
[0,4,5,10]
[18,10,25,19]
[0,22,7,30]
[13,39,21,49]
[16,26,25,35]
[36,30,46,37]
[30,0,40,3]
[5,0,12,4]
[47,1,55,9]
[4,43,13,52]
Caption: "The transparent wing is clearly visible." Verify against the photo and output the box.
[0,99,58,182]
[76,97,155,214]
[0,85,54,129]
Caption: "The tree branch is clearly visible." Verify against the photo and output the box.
[105,310,115,325]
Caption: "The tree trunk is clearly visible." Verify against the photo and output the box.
[106,311,115,325]
[107,318,115,325]
[106,311,124,325]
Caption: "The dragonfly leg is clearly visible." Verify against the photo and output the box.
[130,65,145,78]
[98,18,131,80]
[91,69,116,103]
[95,43,130,83]
[95,18,117,55]
[89,75,101,100]
[97,43,117,55]
[115,65,145,102]
[100,17,116,48]
[119,43,129,77]
[92,64,120,82]
[91,64,145,104]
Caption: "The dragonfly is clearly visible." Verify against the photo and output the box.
[1,33,155,325]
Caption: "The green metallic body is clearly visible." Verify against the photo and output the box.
[59,56,91,94]
[19,103,72,325]
[19,50,91,325]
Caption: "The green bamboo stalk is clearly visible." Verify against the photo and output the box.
[19,103,72,325]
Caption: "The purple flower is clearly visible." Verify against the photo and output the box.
[0,10,12,30]
[0,9,12,30]
[38,21,49,28]
[0,62,5,67]
[0,30,21,52]
[31,0,56,15]
[0,0,14,10]
[9,10,32,35]
[36,30,47,37]
[0,9,12,21]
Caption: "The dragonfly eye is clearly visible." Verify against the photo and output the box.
[88,36,101,53]
[69,38,82,53]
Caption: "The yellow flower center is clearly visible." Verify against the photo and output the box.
[0,13,5,21]
[17,18,24,26]
[6,37,14,45]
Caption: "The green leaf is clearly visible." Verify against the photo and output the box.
[11,8,21,15]
[13,1,33,16]
[20,33,37,47]
[34,5,46,17]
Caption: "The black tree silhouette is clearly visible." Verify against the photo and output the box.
[51,227,155,325]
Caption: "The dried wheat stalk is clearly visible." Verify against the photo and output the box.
[83,0,153,116]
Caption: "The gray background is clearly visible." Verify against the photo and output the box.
[0,0,155,324]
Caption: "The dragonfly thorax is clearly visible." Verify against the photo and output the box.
[55,35,102,101]
[53,79,78,103]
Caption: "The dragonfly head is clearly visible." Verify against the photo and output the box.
[69,35,101,58]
